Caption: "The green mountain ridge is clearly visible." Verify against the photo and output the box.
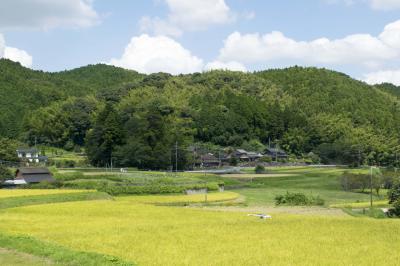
[1,59,399,167]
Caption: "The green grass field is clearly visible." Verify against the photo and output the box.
[225,167,387,206]
[0,166,398,265]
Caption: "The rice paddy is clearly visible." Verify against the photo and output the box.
[0,167,399,265]
[0,191,399,265]
[0,189,93,199]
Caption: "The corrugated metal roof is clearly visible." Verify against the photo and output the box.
[17,168,51,174]
[15,168,55,183]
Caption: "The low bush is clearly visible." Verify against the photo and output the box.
[340,172,369,192]
[99,182,220,196]
[275,191,324,206]
[255,165,266,174]
[388,200,400,217]
[388,182,400,204]
[0,165,13,182]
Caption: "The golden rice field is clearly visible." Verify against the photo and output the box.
[0,191,399,265]
[0,189,93,199]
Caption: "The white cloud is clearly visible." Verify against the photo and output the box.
[216,20,400,68]
[379,20,400,49]
[370,0,400,10]
[326,0,400,10]
[205,60,247,72]
[0,34,4,58]
[109,34,203,74]
[140,0,235,36]
[0,33,33,68]
[363,69,400,85]
[0,0,99,30]
[4,46,33,67]
[139,16,182,37]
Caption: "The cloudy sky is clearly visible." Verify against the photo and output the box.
[0,0,400,85]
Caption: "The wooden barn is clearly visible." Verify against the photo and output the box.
[15,168,55,184]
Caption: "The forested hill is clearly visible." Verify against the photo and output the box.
[375,83,400,98]
[1,58,399,167]
[0,59,143,137]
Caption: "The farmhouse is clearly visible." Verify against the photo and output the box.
[234,149,250,161]
[16,148,48,163]
[15,168,55,184]
[199,153,220,167]
[264,147,288,159]
[232,149,263,162]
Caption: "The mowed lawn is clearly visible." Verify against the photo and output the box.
[0,192,399,265]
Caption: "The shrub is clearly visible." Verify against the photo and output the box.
[275,192,324,206]
[0,165,13,182]
[229,157,238,166]
[259,156,272,163]
[53,172,86,181]
[340,172,369,192]
[255,165,266,174]
[388,182,400,204]
[388,200,400,217]
[99,182,220,196]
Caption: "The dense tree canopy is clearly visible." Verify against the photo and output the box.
[1,59,400,168]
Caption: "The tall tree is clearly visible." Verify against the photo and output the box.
[86,103,124,166]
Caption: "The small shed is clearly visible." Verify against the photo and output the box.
[15,168,55,184]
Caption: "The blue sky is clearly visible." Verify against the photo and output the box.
[0,0,400,84]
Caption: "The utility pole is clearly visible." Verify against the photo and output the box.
[370,166,373,208]
[175,141,178,176]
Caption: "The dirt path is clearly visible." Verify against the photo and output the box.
[198,205,347,216]
[220,173,298,178]
[0,248,54,266]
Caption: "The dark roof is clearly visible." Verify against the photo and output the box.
[201,153,218,161]
[15,168,54,183]
[16,148,38,153]
[247,152,263,158]
[17,168,50,174]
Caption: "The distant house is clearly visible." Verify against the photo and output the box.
[232,149,263,162]
[199,153,220,168]
[16,148,47,163]
[247,152,264,161]
[264,148,288,159]
[14,168,55,184]
[234,149,250,161]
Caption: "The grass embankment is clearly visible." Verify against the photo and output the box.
[0,192,399,265]
[0,191,111,210]
[0,233,133,266]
